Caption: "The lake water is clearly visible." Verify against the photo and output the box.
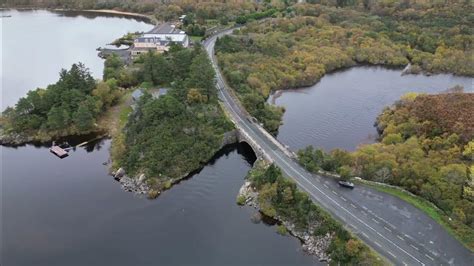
[271,66,473,152]
[1,10,316,266]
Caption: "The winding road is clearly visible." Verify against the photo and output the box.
[204,30,473,265]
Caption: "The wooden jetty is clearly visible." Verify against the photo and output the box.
[50,145,68,158]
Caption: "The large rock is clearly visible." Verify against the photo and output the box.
[119,175,149,195]
[237,181,259,208]
[138,173,146,183]
[114,167,125,178]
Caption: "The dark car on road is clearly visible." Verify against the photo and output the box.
[338,180,355,189]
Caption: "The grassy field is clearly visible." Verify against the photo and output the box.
[359,180,474,252]
[119,105,132,128]
[190,35,203,43]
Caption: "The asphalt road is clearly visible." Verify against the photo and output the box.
[204,30,473,265]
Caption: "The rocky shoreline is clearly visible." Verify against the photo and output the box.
[0,126,108,147]
[0,130,33,146]
[111,167,150,195]
[238,181,332,262]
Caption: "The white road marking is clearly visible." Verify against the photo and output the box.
[402,262,408,266]
[425,254,434,261]
[387,250,397,258]
[350,203,357,208]
[384,226,392,232]
[340,196,347,202]
[361,232,369,238]
[362,206,368,210]
[372,218,380,224]
[386,222,396,229]
[332,190,338,195]
[323,184,329,188]
[397,235,404,241]
[410,244,419,251]
[374,241,382,247]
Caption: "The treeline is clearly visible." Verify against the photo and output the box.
[1,63,120,142]
[298,91,474,247]
[112,45,233,197]
[247,162,382,264]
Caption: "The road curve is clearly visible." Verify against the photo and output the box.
[204,30,473,266]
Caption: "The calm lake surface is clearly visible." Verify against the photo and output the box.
[1,10,316,266]
[271,66,473,152]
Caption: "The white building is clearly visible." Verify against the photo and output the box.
[131,23,189,57]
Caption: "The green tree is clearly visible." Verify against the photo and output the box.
[186,51,216,99]
[47,106,69,130]
[58,63,95,94]
[338,166,353,181]
[92,80,120,108]
[103,54,124,81]
[74,104,95,131]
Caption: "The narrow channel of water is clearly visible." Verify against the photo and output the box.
[271,66,473,152]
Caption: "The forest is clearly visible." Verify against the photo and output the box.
[215,0,473,132]
[0,63,121,143]
[298,91,474,249]
[247,161,382,265]
[111,45,233,198]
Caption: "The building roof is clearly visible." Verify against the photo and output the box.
[147,23,183,34]
[140,33,187,43]
[151,88,169,99]
[132,89,144,100]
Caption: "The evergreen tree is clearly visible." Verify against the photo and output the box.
[47,106,69,130]
[74,104,95,131]
[187,52,216,99]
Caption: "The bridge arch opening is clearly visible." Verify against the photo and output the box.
[236,141,257,166]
